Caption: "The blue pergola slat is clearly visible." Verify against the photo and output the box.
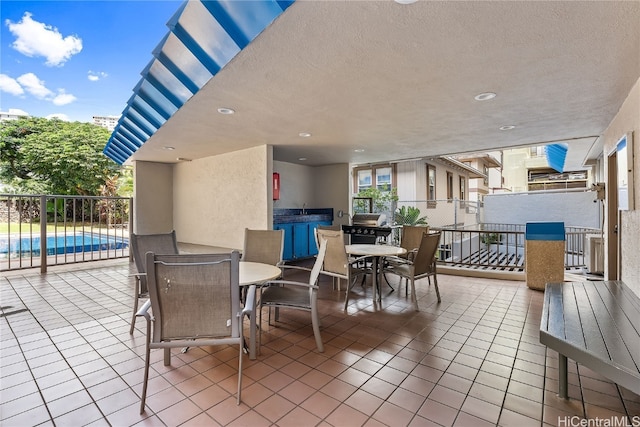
[120,119,151,143]
[103,0,296,164]
[143,72,185,110]
[170,21,222,76]
[545,143,568,173]
[155,50,200,95]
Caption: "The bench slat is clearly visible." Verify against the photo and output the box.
[572,283,609,358]
[560,284,586,348]
[540,281,640,396]
[590,282,640,371]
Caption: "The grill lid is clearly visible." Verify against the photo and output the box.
[352,213,387,226]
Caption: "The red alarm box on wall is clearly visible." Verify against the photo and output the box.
[273,172,280,200]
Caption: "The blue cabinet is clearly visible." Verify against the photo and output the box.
[275,220,332,261]
[273,223,293,261]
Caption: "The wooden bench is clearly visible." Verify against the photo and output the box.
[540,281,640,398]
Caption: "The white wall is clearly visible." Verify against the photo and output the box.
[273,160,350,225]
[483,191,601,228]
[172,145,272,250]
[273,161,314,210]
[602,77,640,294]
[133,161,173,234]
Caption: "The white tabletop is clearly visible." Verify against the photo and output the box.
[345,244,407,257]
[239,262,281,286]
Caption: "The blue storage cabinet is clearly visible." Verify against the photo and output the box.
[273,223,293,261]
[273,208,333,261]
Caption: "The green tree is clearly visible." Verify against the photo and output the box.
[0,117,120,195]
[355,187,398,213]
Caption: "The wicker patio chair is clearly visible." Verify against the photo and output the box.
[136,250,251,414]
[129,231,179,334]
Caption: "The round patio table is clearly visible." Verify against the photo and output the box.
[345,244,407,302]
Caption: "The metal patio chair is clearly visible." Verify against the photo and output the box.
[137,250,251,414]
[129,231,179,334]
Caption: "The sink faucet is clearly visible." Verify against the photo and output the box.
[302,203,307,215]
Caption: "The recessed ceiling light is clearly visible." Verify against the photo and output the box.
[299,132,312,138]
[474,92,497,101]
[499,125,516,131]
[217,107,235,115]
[176,157,191,162]
[354,149,365,153]
[394,0,418,4]
[163,146,175,150]
[298,157,307,161]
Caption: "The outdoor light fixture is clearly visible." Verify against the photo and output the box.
[217,107,235,115]
[163,146,175,150]
[474,92,496,101]
[499,125,516,131]
[394,0,418,4]
[354,149,365,152]
[299,132,312,138]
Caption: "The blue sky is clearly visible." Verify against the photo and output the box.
[1,1,182,123]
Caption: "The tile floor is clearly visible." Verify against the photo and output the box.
[1,259,639,427]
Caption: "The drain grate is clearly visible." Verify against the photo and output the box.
[0,305,30,317]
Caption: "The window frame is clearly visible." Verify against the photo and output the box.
[426,164,436,201]
[446,172,454,201]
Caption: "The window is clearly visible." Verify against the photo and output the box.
[459,176,466,200]
[354,165,395,194]
[357,169,372,192]
[427,164,436,200]
[376,167,392,191]
[483,165,489,186]
[530,146,545,157]
[446,172,454,200]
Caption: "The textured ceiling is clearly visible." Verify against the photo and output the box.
[129,0,640,171]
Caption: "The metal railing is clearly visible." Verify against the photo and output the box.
[1,194,132,272]
[432,223,601,272]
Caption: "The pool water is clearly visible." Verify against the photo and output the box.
[0,233,129,257]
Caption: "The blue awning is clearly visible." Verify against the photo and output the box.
[103,0,295,165]
[545,143,568,173]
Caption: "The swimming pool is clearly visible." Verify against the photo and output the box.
[0,233,129,257]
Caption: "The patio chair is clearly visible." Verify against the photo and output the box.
[137,250,251,414]
[315,228,371,310]
[129,231,179,334]
[243,228,310,279]
[383,232,441,310]
[399,225,430,261]
[258,238,328,352]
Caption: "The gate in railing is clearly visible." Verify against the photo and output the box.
[433,223,600,272]
[1,194,132,272]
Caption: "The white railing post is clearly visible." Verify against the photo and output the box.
[40,195,47,273]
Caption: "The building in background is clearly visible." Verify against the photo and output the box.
[502,146,592,193]
[454,152,503,202]
[0,109,29,121]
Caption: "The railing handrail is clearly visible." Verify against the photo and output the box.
[1,194,132,272]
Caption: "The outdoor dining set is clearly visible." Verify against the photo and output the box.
[127,226,441,414]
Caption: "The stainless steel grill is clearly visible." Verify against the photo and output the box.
[342,213,391,244]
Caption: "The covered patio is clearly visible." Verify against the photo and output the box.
[2,260,638,426]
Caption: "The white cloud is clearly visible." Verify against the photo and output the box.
[46,113,69,121]
[16,73,53,99]
[0,73,25,95]
[6,12,82,67]
[52,90,76,106]
[88,71,108,82]
[4,72,77,106]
